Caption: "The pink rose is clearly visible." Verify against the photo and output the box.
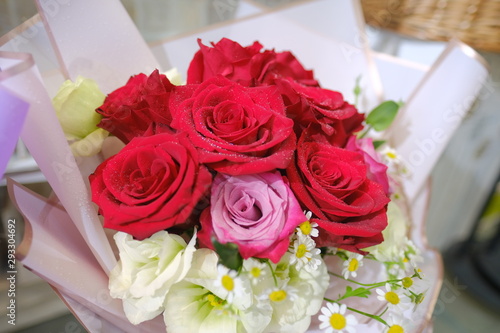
[345,136,390,195]
[198,171,305,263]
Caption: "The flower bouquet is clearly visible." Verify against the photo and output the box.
[1,0,489,332]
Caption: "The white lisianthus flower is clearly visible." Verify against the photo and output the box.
[262,252,330,333]
[109,230,197,324]
[164,249,273,333]
[363,201,409,263]
[52,76,109,156]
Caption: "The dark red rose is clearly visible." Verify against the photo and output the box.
[170,76,296,175]
[286,133,390,253]
[89,132,212,240]
[276,78,364,147]
[187,38,318,87]
[96,69,175,144]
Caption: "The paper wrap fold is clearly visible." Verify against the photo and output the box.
[0,83,28,180]
[1,0,489,332]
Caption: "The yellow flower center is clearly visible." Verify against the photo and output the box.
[206,294,224,308]
[299,221,312,235]
[402,277,413,288]
[221,275,234,291]
[386,151,397,159]
[269,290,287,302]
[250,267,261,278]
[388,324,404,333]
[329,313,346,330]
[385,291,400,305]
[296,244,307,258]
[348,258,359,272]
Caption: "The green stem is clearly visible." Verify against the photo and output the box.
[357,125,372,139]
[329,272,401,288]
[347,306,388,326]
[266,260,278,287]
[323,297,388,326]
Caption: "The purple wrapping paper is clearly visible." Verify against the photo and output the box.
[0,86,28,179]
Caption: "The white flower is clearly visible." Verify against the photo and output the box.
[296,211,319,237]
[364,202,409,263]
[214,264,244,303]
[290,234,322,272]
[385,314,410,333]
[402,240,423,270]
[262,253,330,333]
[318,303,357,333]
[376,284,412,312]
[379,146,401,167]
[342,252,364,279]
[163,67,184,85]
[164,249,272,333]
[244,259,268,285]
[52,76,109,156]
[261,285,299,304]
[109,230,197,324]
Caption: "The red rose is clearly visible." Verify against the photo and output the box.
[96,69,175,144]
[89,132,212,240]
[170,76,296,175]
[286,133,390,253]
[187,38,318,87]
[277,78,364,147]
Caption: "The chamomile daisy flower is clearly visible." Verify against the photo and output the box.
[262,285,298,304]
[245,259,267,285]
[376,283,411,311]
[297,211,319,237]
[342,252,364,279]
[385,314,410,333]
[290,234,322,272]
[379,146,401,167]
[318,302,357,333]
[402,240,423,269]
[214,264,243,303]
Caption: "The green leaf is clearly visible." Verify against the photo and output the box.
[212,239,243,271]
[365,100,399,131]
[372,140,386,150]
[342,286,371,299]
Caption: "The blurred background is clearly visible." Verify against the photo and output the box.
[1,0,499,332]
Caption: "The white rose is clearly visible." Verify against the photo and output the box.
[52,76,108,156]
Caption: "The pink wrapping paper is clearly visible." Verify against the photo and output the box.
[0,49,116,273]
[35,0,161,93]
[8,180,166,332]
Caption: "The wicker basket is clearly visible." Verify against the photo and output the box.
[361,0,500,53]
